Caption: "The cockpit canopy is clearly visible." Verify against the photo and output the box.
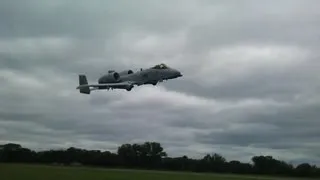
[151,63,169,69]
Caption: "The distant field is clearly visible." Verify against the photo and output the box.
[0,163,309,180]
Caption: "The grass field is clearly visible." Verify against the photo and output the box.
[0,163,308,180]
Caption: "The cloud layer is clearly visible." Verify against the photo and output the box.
[1,0,320,165]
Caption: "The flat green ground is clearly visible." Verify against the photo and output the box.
[0,164,305,180]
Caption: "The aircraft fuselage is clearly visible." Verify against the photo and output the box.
[76,63,182,94]
[98,68,181,86]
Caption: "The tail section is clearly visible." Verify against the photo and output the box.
[77,74,91,94]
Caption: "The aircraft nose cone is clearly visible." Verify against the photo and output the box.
[175,70,182,77]
[173,70,182,78]
[166,69,182,80]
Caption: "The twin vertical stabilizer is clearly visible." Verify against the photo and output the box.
[77,75,91,94]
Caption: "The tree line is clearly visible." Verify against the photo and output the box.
[0,142,319,178]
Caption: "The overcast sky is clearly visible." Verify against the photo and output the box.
[1,0,320,165]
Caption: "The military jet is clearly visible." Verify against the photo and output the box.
[76,63,182,94]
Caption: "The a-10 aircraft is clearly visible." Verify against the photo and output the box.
[76,63,182,94]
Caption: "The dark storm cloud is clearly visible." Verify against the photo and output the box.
[167,57,320,100]
[0,0,195,38]
[195,101,320,162]
[1,0,320,165]
[183,0,320,50]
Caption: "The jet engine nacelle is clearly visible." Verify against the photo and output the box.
[98,72,120,84]
[118,69,134,76]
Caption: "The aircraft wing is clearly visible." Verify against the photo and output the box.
[77,74,137,94]
[76,81,137,94]
[77,81,135,89]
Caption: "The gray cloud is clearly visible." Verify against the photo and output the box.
[1,0,320,166]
